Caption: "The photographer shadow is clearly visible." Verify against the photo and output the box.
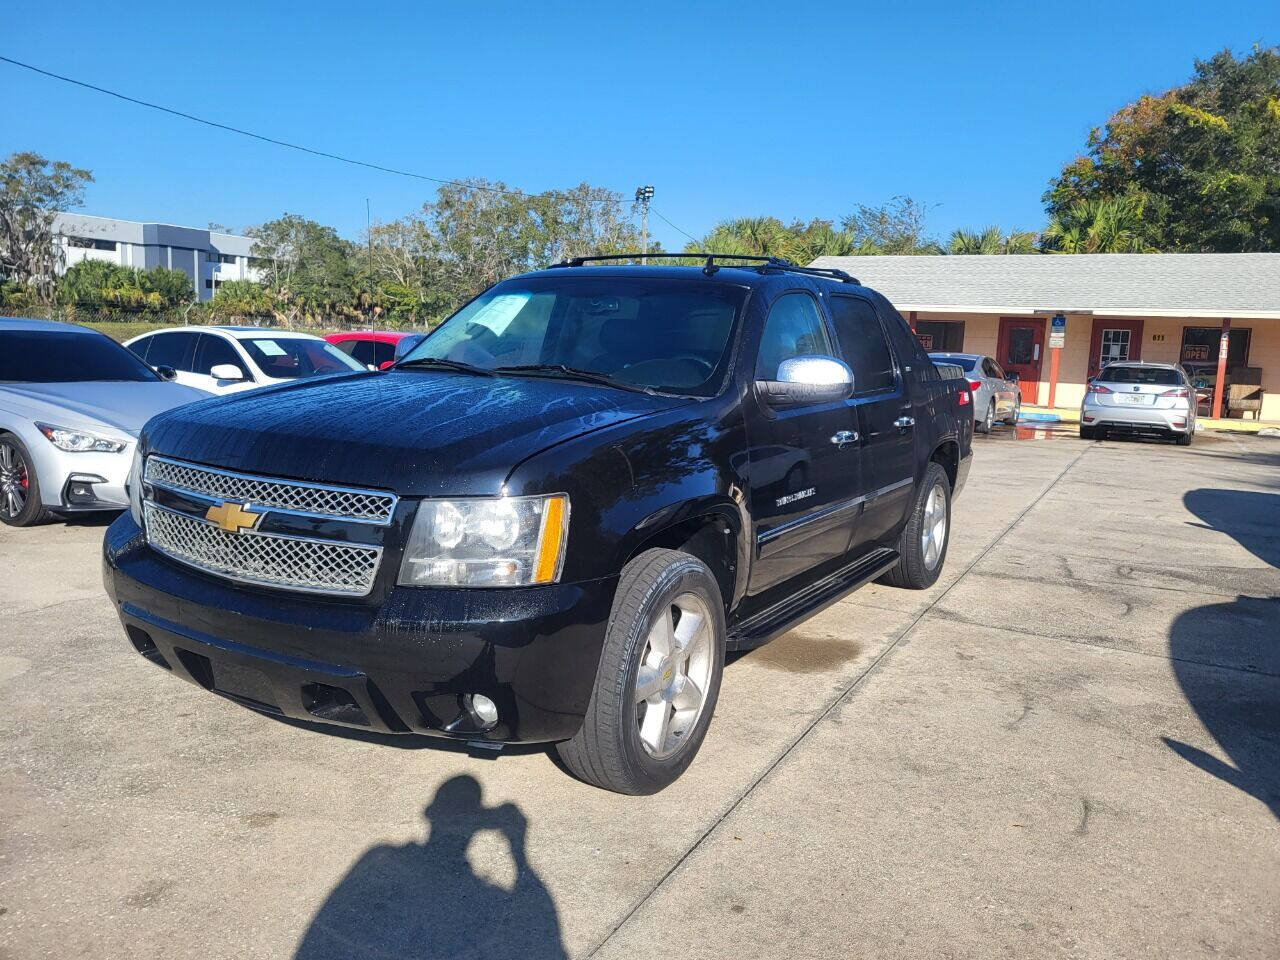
[294,775,566,960]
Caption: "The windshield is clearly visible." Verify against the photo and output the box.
[401,277,748,396]
[931,354,977,372]
[1098,365,1182,385]
[0,330,161,383]
[240,337,365,379]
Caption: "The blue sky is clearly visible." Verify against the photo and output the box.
[2,1,1273,248]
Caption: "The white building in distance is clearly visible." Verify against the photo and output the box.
[51,213,262,302]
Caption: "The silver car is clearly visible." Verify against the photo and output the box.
[0,318,209,526]
[1080,361,1196,445]
[929,352,1021,433]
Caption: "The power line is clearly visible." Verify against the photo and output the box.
[0,52,699,242]
[651,206,699,245]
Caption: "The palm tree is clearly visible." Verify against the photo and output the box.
[948,225,1039,254]
[1042,195,1155,253]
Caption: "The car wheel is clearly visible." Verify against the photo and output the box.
[556,548,725,795]
[1004,400,1020,426]
[978,400,995,434]
[1079,425,1097,441]
[1176,431,1193,446]
[879,461,950,590]
[0,434,54,527]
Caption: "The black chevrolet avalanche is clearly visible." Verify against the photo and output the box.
[104,256,972,794]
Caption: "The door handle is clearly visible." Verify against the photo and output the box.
[894,416,915,429]
[830,430,858,446]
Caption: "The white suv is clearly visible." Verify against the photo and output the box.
[125,326,365,395]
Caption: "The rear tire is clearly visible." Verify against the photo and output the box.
[1176,431,1193,446]
[1079,425,1098,441]
[556,549,725,795]
[0,433,54,527]
[978,401,995,434]
[879,462,951,590]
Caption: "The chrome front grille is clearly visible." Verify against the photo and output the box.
[145,456,396,523]
[144,503,381,596]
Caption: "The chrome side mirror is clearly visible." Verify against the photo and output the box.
[757,355,854,408]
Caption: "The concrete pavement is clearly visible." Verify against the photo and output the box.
[2,427,1277,959]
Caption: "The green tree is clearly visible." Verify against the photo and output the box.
[1041,195,1155,253]
[948,226,1038,254]
[247,214,358,326]
[841,197,941,255]
[205,279,274,321]
[1044,45,1280,251]
[56,260,196,311]
[0,152,93,301]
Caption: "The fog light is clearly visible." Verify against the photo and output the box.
[469,693,499,728]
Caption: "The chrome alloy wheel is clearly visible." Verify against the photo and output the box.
[634,591,715,760]
[920,482,947,570]
[0,442,28,519]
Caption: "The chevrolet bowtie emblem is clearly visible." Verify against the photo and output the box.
[205,500,262,534]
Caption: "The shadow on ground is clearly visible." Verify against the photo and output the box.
[294,775,566,960]
[1163,489,1280,820]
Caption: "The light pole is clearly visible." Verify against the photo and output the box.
[635,185,654,264]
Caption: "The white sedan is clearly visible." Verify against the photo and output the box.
[124,326,365,395]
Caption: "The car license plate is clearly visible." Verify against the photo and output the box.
[1121,394,1149,405]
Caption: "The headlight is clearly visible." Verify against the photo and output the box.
[398,494,569,587]
[36,422,127,453]
[127,447,144,527]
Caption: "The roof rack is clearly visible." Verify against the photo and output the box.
[549,252,859,284]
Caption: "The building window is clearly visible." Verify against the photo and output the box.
[915,320,964,352]
[219,254,237,265]
[1180,327,1251,367]
[1099,328,1132,367]
[67,236,117,251]
[204,279,225,290]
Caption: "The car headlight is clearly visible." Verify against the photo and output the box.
[36,422,127,453]
[398,494,569,587]
[127,447,144,527]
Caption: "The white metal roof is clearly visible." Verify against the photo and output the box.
[808,253,1280,319]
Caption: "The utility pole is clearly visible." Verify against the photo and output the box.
[635,185,654,264]
[366,198,373,271]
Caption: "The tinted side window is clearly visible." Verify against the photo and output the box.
[374,342,396,366]
[331,338,358,356]
[129,335,155,362]
[194,334,244,376]
[980,358,997,378]
[756,293,833,379]
[827,296,896,394]
[989,359,1007,380]
[145,332,196,371]
[350,340,378,367]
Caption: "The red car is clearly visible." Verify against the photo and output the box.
[324,331,417,370]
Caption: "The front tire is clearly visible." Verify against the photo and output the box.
[1004,400,1020,426]
[880,462,951,590]
[0,434,54,527]
[556,549,725,795]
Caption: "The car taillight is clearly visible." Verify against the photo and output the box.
[968,379,982,393]
[1159,388,1189,398]
[1087,383,1113,395]
[958,389,970,406]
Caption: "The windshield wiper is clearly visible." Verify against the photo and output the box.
[492,363,654,394]
[395,356,495,377]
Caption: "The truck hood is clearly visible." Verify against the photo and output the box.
[1,380,210,438]
[141,369,691,495]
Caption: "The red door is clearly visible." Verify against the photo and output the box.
[997,318,1045,404]
[1088,318,1144,380]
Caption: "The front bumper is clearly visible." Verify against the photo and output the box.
[1081,400,1193,435]
[30,435,133,511]
[103,513,616,744]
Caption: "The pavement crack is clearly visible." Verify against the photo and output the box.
[583,444,1094,958]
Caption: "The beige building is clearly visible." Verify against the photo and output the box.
[810,253,1280,422]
